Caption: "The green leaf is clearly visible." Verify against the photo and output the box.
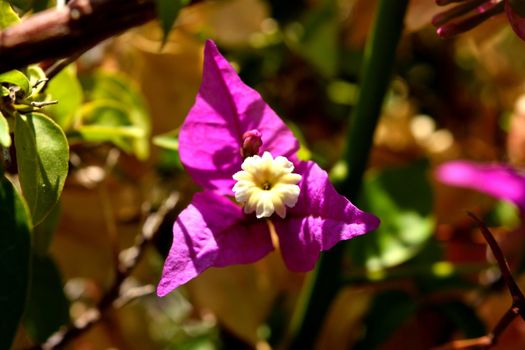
[0,175,31,350]
[153,131,179,151]
[409,240,480,292]
[485,200,521,229]
[350,159,435,270]
[288,0,338,77]
[0,111,11,147]
[77,124,145,142]
[33,201,61,256]
[432,301,486,339]
[154,0,189,44]
[46,65,83,129]
[15,113,69,226]
[26,65,47,96]
[355,290,417,350]
[75,100,146,155]
[0,70,30,96]
[7,0,29,10]
[0,0,20,29]
[24,254,69,343]
[80,72,151,159]
[31,0,52,12]
[8,0,49,12]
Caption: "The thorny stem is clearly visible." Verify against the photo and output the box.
[28,193,179,350]
[288,0,409,349]
[434,214,525,350]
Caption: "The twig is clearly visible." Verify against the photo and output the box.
[98,149,121,272]
[468,213,525,318]
[42,50,85,85]
[433,213,525,350]
[30,192,179,350]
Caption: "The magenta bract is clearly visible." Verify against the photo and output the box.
[157,40,380,297]
[436,160,525,212]
[506,0,525,41]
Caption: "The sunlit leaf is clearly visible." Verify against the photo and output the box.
[46,65,83,129]
[15,113,69,225]
[485,200,521,229]
[154,0,190,44]
[80,72,150,159]
[0,0,20,29]
[75,101,146,155]
[26,65,47,96]
[0,111,11,148]
[153,131,179,151]
[0,70,30,96]
[350,159,435,270]
[24,254,69,343]
[0,175,31,350]
[77,125,146,139]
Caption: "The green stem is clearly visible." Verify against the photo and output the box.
[288,1,409,348]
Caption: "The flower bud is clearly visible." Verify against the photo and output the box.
[241,129,263,158]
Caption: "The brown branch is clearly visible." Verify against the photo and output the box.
[0,0,155,73]
[29,192,179,350]
[0,0,205,74]
[433,213,525,350]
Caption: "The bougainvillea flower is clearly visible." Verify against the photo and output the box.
[157,40,380,297]
[432,0,525,41]
[436,160,525,212]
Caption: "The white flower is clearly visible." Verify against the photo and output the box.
[232,152,302,219]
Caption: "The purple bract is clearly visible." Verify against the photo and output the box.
[157,40,380,297]
[436,160,525,212]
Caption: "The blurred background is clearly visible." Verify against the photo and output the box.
[11,0,525,349]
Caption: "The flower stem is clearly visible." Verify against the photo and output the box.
[288,1,409,348]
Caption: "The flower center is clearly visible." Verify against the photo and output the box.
[232,151,302,219]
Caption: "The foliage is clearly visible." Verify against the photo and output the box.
[155,0,190,44]
[0,175,31,350]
